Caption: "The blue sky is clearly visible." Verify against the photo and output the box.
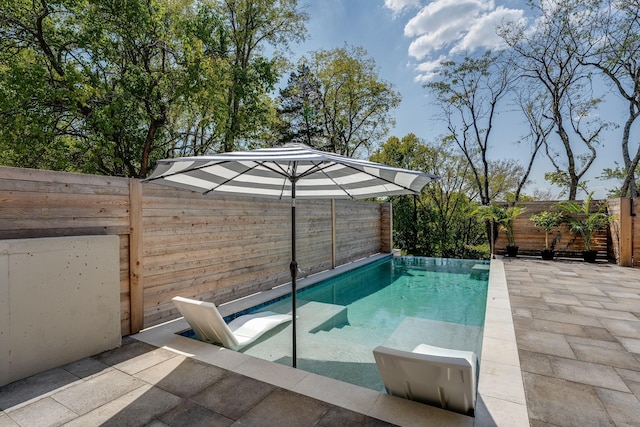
[285,0,624,199]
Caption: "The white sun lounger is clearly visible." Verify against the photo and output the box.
[373,343,478,416]
[172,296,291,350]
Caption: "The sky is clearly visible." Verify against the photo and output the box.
[284,0,626,199]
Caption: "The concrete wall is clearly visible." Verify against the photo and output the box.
[0,235,121,386]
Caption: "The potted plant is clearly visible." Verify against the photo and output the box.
[556,193,611,263]
[500,206,526,257]
[530,210,563,260]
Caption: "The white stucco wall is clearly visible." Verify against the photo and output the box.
[0,235,121,387]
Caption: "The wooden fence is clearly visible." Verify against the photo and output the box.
[0,167,392,335]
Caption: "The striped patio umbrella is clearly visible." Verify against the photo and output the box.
[144,143,438,367]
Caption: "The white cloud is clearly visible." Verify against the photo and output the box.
[451,6,525,53]
[413,55,447,83]
[384,0,421,16]
[405,0,492,39]
[401,0,526,80]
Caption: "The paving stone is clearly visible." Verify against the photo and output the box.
[569,342,640,370]
[581,300,604,308]
[616,368,640,384]
[191,372,277,420]
[571,293,614,303]
[3,397,77,426]
[546,303,571,314]
[51,368,146,415]
[599,318,640,339]
[625,381,640,402]
[565,285,608,296]
[517,350,553,376]
[134,356,226,398]
[0,413,19,427]
[549,356,630,392]
[529,308,602,327]
[64,383,183,427]
[110,347,179,376]
[234,388,330,427]
[158,400,233,427]
[601,300,640,314]
[509,295,550,310]
[566,335,622,349]
[514,329,576,359]
[0,367,80,410]
[619,337,640,355]
[316,405,395,427]
[93,338,161,367]
[523,373,615,427]
[609,291,640,300]
[61,356,112,380]
[582,326,617,342]
[512,307,533,318]
[570,306,639,321]
[542,293,581,306]
[596,388,640,426]
[514,317,587,337]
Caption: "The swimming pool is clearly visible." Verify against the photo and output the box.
[225,256,489,391]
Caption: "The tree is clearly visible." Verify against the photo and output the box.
[499,0,609,200]
[582,0,640,197]
[216,0,307,152]
[0,0,88,171]
[426,51,517,206]
[276,62,324,145]
[307,45,401,157]
[510,86,554,201]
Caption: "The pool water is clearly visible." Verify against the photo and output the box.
[234,256,489,391]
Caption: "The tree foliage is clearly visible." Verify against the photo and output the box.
[276,63,324,145]
[371,134,487,258]
[0,0,308,177]
[280,45,401,157]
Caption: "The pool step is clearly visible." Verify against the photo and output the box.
[310,323,387,347]
[240,300,350,361]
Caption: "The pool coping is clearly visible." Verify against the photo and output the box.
[133,256,528,426]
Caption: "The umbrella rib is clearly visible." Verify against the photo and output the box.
[298,161,357,199]
[202,160,290,195]
[301,161,423,197]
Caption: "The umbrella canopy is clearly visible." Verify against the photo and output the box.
[145,143,436,199]
[145,143,438,367]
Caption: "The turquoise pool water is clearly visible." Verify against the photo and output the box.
[233,256,490,391]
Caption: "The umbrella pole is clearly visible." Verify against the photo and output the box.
[289,182,298,368]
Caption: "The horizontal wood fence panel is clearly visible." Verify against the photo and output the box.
[494,200,610,258]
[140,183,382,328]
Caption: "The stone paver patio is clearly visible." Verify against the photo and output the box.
[503,258,640,427]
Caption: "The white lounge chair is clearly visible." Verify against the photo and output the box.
[172,296,291,350]
[373,343,478,416]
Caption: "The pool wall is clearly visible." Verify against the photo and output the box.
[133,257,529,426]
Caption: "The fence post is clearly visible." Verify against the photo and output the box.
[331,199,336,269]
[380,203,393,253]
[129,179,144,333]
[617,198,634,267]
